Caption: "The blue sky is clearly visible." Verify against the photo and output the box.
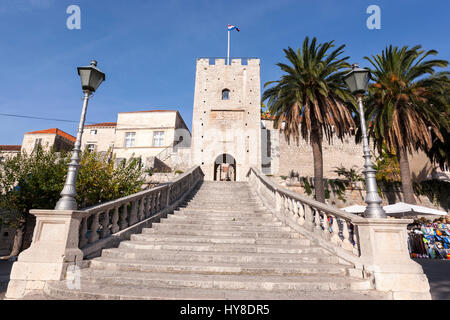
[0,0,449,145]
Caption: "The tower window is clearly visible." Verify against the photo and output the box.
[222,89,230,100]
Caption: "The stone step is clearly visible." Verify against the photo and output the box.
[175,208,271,216]
[89,257,350,276]
[44,281,388,300]
[72,270,373,292]
[130,233,311,245]
[162,216,283,227]
[165,214,279,223]
[141,227,303,238]
[101,248,339,264]
[118,240,321,254]
[151,222,293,232]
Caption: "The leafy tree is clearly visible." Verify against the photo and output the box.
[0,147,144,257]
[364,45,449,203]
[262,37,356,202]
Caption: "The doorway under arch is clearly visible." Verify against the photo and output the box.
[213,153,236,181]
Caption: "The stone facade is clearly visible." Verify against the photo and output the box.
[21,128,75,155]
[261,118,435,182]
[0,145,21,162]
[261,118,369,178]
[191,58,261,181]
[80,122,117,154]
[113,110,191,168]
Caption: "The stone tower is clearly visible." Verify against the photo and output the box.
[191,58,261,181]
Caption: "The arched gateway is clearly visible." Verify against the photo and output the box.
[214,153,236,181]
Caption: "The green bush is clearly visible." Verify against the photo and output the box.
[0,146,144,256]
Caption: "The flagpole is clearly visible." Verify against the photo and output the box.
[227,29,230,65]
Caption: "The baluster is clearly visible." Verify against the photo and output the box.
[341,220,353,251]
[151,193,156,215]
[79,216,88,248]
[145,195,151,218]
[287,198,292,216]
[119,203,128,230]
[330,215,341,244]
[129,200,138,225]
[283,196,288,214]
[352,224,360,255]
[111,206,120,233]
[138,198,145,221]
[157,191,161,211]
[314,209,321,231]
[304,205,313,229]
[100,210,111,238]
[293,200,299,220]
[297,202,305,225]
[322,212,330,240]
[88,213,100,243]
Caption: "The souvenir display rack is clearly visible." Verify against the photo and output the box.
[407,221,450,259]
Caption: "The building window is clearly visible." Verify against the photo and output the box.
[34,138,42,146]
[153,131,165,147]
[86,144,96,153]
[222,89,230,100]
[90,129,97,135]
[125,132,136,147]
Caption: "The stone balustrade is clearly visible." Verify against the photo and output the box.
[6,165,204,299]
[248,167,432,300]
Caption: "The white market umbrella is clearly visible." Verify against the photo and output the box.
[383,202,447,216]
[342,205,366,214]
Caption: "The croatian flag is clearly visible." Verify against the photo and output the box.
[228,24,240,32]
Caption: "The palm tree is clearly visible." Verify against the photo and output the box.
[365,45,449,204]
[262,37,356,202]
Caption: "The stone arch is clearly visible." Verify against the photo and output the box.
[213,153,236,181]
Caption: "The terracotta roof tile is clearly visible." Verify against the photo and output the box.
[26,128,76,143]
[0,145,21,151]
[85,122,117,128]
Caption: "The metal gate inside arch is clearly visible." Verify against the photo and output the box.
[214,153,236,181]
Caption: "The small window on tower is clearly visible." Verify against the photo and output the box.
[222,89,230,100]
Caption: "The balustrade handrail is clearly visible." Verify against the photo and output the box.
[81,165,198,215]
[249,167,366,223]
[77,165,204,255]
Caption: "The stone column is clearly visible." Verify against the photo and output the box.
[5,209,84,299]
[354,218,431,300]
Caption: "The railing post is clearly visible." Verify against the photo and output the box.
[6,210,84,299]
[353,219,431,299]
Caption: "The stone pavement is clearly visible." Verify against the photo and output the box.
[414,259,450,300]
[0,259,13,300]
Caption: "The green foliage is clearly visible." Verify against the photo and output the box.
[413,180,450,211]
[174,170,184,174]
[0,145,68,229]
[301,177,313,196]
[326,179,348,202]
[374,145,401,183]
[0,147,144,229]
[280,176,288,180]
[333,165,364,184]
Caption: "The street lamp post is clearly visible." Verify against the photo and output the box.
[343,63,386,218]
[55,60,106,210]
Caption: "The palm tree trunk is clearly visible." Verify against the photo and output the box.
[396,146,417,204]
[311,129,325,203]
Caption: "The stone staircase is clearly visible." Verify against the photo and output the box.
[42,181,390,300]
